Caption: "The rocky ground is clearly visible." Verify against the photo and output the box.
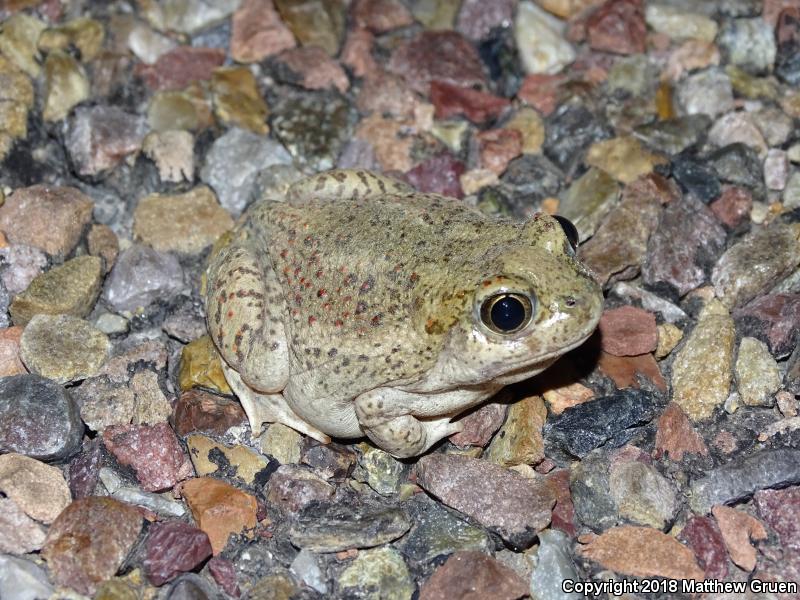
[0,0,799,598]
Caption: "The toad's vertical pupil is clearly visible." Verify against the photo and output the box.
[490,295,525,332]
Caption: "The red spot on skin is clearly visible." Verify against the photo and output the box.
[227,310,234,318]
[315,269,324,278]
[317,288,328,298]
[342,295,352,303]
[280,249,288,259]
[483,280,492,287]
[342,311,350,318]
[299,277,306,284]
[308,316,317,325]
[304,281,312,289]
[371,314,382,326]
[322,302,332,310]
[334,319,344,327]
[294,267,301,277]
[291,309,299,316]
[294,294,302,305]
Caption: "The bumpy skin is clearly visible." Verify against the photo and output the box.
[206,169,603,457]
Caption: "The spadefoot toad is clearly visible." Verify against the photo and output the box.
[206,170,602,458]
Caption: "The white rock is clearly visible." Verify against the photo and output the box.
[514,1,576,75]
[645,4,718,42]
[764,149,789,191]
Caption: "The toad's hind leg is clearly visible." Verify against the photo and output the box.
[223,364,330,443]
[286,169,414,203]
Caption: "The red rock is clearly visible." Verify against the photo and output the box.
[135,47,225,91]
[405,153,466,199]
[68,440,103,499]
[388,30,487,94]
[678,516,729,579]
[352,0,413,33]
[355,114,413,172]
[753,486,800,551]
[274,46,349,93]
[546,469,577,536]
[181,477,258,555]
[171,389,246,437]
[430,80,510,124]
[598,306,657,356]
[0,326,25,376]
[586,0,646,55]
[356,71,418,119]
[764,0,800,28]
[419,551,529,600]
[712,505,767,572]
[231,0,296,63]
[449,401,508,448]
[143,520,213,586]
[341,29,377,79]
[456,0,516,41]
[597,350,667,391]
[516,74,568,116]
[0,185,93,257]
[415,453,555,549]
[103,423,194,492]
[42,497,143,596]
[208,556,240,597]
[654,403,708,461]
[733,293,800,358]
[579,525,705,580]
[709,186,753,229]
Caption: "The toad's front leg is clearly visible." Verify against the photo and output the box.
[354,389,463,458]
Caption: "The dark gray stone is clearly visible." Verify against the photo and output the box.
[689,449,800,514]
[544,101,613,176]
[633,114,711,156]
[670,153,721,203]
[545,389,659,458]
[708,143,766,200]
[569,450,617,532]
[0,374,83,462]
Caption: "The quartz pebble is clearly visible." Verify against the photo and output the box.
[514,1,576,75]
[0,453,71,524]
[102,245,185,313]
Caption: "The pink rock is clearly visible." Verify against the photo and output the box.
[357,71,419,119]
[586,0,646,55]
[341,29,377,78]
[709,186,753,229]
[0,244,47,295]
[598,306,658,356]
[143,520,213,586]
[66,106,146,177]
[419,551,529,600]
[404,153,466,199]
[0,326,26,377]
[274,46,349,93]
[712,505,767,572]
[516,74,567,116]
[654,403,708,461]
[208,556,240,597]
[430,80,510,124]
[478,129,522,175]
[265,465,334,514]
[103,423,194,492]
[231,0,296,63]
[763,0,800,28]
[753,486,800,551]
[68,440,103,499]
[678,515,729,579]
[351,0,413,33]
[546,469,577,536]
[456,0,517,41]
[135,47,225,91]
[388,30,487,94]
[450,401,508,448]
[0,185,93,257]
[733,293,800,357]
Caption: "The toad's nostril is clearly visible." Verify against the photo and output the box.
[564,296,577,308]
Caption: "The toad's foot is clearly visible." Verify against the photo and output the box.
[355,396,462,458]
[223,364,331,444]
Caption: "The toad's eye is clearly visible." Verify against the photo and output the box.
[553,215,579,250]
[480,293,534,334]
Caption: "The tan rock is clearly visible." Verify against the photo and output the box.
[0,13,46,77]
[542,381,594,415]
[0,184,93,256]
[0,497,47,553]
[586,136,668,184]
[734,337,781,407]
[459,168,499,196]
[579,525,704,580]
[182,477,258,555]
[504,106,545,154]
[38,17,105,62]
[0,326,26,376]
[142,130,195,183]
[87,224,120,273]
[231,0,296,63]
[671,299,734,421]
[131,370,172,425]
[187,434,272,485]
[711,505,767,572]
[178,335,232,395]
[486,395,546,467]
[0,453,71,524]
[355,113,413,172]
[534,0,603,19]
[655,323,683,359]
[134,186,233,255]
[42,49,90,122]
[259,423,302,464]
[211,67,269,134]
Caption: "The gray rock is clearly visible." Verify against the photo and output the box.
[0,244,47,296]
[717,17,777,74]
[354,445,406,496]
[708,142,765,199]
[530,529,582,600]
[545,389,659,459]
[290,549,328,595]
[0,374,83,461]
[544,101,613,176]
[676,69,734,118]
[65,106,146,177]
[569,450,617,532]
[689,448,800,514]
[610,282,688,323]
[99,468,186,517]
[164,572,222,600]
[396,495,493,564]
[609,461,679,530]
[633,114,711,156]
[200,127,292,217]
[102,244,185,313]
[0,555,54,600]
[289,502,412,553]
